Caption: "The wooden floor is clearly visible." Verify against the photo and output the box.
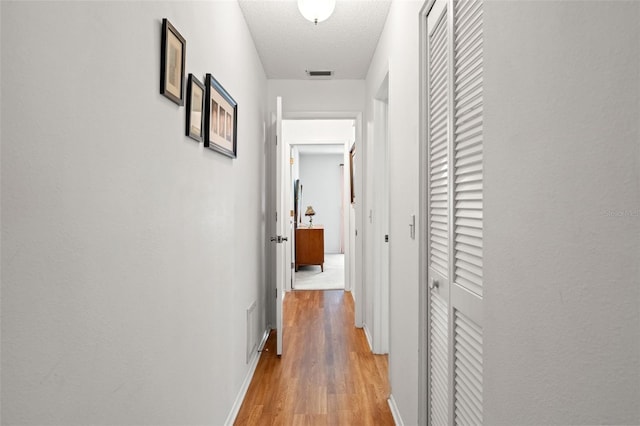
[234,290,394,426]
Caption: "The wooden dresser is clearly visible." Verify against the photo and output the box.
[295,226,324,271]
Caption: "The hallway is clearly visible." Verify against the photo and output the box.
[2,1,639,424]
[235,291,394,425]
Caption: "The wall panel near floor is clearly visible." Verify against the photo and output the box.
[1,2,267,424]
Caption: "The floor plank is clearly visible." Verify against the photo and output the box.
[235,290,394,426]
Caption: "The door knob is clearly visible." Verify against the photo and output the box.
[429,278,439,289]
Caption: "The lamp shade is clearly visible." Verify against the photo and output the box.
[297,0,336,24]
[305,206,316,216]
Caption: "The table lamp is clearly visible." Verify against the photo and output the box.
[305,206,316,227]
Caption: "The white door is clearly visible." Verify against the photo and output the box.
[449,1,484,422]
[373,96,390,354]
[426,2,452,423]
[274,96,285,356]
[427,0,484,424]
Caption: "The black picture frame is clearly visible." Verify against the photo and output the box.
[204,73,238,158]
[185,74,205,142]
[160,18,186,105]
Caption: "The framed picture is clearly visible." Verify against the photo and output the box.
[160,18,186,105]
[204,73,237,158]
[185,74,204,142]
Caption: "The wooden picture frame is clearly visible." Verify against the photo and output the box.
[204,73,238,158]
[160,18,186,105]
[185,74,204,142]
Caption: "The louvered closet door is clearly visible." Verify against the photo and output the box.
[451,0,483,424]
[426,1,451,425]
[426,0,484,425]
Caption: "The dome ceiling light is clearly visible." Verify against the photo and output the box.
[297,0,336,25]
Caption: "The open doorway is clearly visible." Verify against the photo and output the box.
[265,110,363,352]
[362,73,390,355]
[294,144,344,290]
[282,119,355,292]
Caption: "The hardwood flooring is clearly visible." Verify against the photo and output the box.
[234,290,394,426]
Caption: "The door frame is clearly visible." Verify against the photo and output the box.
[264,98,288,355]
[418,0,436,424]
[287,140,346,291]
[267,110,364,328]
[275,97,285,356]
[371,74,390,354]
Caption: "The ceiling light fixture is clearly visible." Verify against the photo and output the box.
[297,0,336,25]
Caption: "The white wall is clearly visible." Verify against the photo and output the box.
[268,80,365,115]
[364,1,422,424]
[483,1,640,424]
[284,119,355,144]
[0,2,267,424]
[299,153,343,253]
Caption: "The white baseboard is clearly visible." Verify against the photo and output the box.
[224,328,270,426]
[363,323,373,352]
[388,394,404,426]
[257,328,270,351]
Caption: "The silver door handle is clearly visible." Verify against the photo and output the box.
[429,278,439,289]
[270,236,288,243]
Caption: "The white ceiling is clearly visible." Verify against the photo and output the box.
[238,0,392,79]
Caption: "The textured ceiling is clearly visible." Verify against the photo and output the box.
[238,0,391,79]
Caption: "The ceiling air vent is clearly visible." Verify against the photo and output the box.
[306,70,333,79]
